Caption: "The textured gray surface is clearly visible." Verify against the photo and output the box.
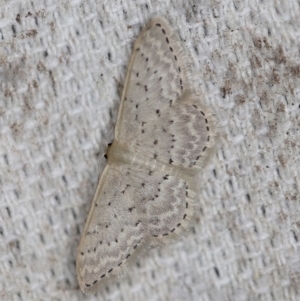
[0,1,300,300]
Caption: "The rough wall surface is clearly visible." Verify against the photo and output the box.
[0,1,300,300]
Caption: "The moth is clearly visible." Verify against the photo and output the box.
[76,16,216,294]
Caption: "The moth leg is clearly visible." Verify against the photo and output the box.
[113,77,124,98]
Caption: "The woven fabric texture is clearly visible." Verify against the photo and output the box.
[1,1,300,300]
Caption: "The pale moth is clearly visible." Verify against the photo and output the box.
[76,16,216,294]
